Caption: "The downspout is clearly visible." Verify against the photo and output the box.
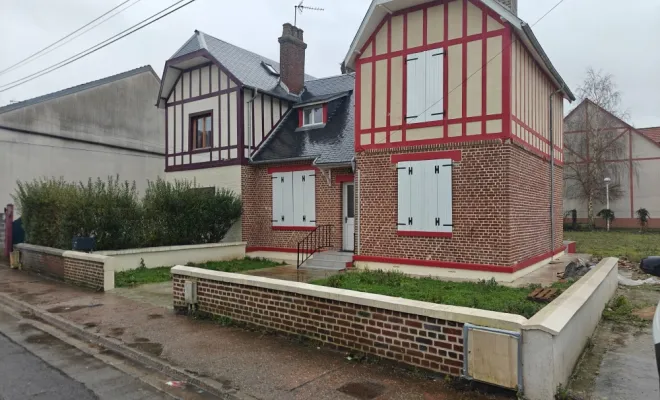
[247,88,259,162]
[549,87,563,258]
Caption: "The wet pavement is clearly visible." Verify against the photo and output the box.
[242,264,341,282]
[0,264,510,400]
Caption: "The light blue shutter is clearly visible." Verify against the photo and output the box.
[272,173,284,226]
[292,171,305,226]
[424,160,440,232]
[304,172,316,227]
[425,49,444,122]
[282,172,294,226]
[397,162,412,231]
[437,159,453,233]
[409,161,424,231]
[406,52,426,124]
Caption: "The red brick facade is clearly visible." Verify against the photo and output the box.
[173,274,465,376]
[355,140,563,269]
[241,164,352,251]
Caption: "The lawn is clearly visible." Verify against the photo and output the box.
[564,230,660,262]
[312,270,573,318]
[115,257,283,288]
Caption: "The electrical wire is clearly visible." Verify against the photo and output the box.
[372,0,569,145]
[0,139,163,159]
[0,0,196,93]
[0,0,138,77]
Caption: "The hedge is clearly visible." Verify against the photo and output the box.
[13,176,242,251]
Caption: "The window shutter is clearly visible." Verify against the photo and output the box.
[272,173,284,226]
[406,52,426,124]
[409,161,424,231]
[292,171,305,226]
[304,172,316,227]
[425,161,440,232]
[425,49,444,122]
[437,159,453,233]
[397,162,412,231]
[281,172,294,226]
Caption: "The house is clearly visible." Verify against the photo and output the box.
[158,0,574,280]
[563,99,660,228]
[0,66,164,208]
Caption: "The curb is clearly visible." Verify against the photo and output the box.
[0,292,250,400]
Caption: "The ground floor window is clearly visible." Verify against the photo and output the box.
[272,170,316,227]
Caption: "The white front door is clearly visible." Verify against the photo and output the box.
[342,182,355,251]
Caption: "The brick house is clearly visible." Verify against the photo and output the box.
[157,0,574,280]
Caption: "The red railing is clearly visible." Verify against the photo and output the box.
[297,225,332,269]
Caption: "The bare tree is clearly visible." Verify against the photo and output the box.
[564,68,633,227]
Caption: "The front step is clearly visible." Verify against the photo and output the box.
[301,251,353,271]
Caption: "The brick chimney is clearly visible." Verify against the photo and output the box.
[278,23,307,94]
[495,0,518,15]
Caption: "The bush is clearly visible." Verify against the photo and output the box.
[13,176,242,251]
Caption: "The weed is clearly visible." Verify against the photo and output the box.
[602,295,649,326]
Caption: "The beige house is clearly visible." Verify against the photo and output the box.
[563,100,660,228]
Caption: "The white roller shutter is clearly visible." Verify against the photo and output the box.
[303,172,316,227]
[406,52,426,124]
[425,49,444,122]
[437,159,453,233]
[397,162,412,231]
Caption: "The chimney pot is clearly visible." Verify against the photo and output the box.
[279,23,307,94]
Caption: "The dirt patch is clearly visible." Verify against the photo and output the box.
[147,314,164,320]
[128,342,163,357]
[108,327,125,337]
[83,322,98,329]
[133,337,150,343]
[633,305,656,320]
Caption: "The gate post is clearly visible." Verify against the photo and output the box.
[4,204,13,258]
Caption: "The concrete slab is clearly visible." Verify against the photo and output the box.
[505,253,591,288]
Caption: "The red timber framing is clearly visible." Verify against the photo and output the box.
[355,0,511,151]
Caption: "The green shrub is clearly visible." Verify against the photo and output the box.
[13,176,242,251]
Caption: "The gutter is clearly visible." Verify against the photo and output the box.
[248,156,317,165]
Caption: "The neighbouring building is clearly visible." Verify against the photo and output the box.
[0,66,164,207]
[157,0,574,281]
[563,99,660,228]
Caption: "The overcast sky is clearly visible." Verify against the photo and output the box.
[0,0,658,127]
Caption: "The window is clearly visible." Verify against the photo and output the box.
[272,170,315,227]
[190,112,212,150]
[302,106,323,126]
[406,48,444,124]
[397,159,452,234]
[261,61,279,76]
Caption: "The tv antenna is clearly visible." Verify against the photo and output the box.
[294,1,324,27]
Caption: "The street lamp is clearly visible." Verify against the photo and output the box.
[604,177,612,231]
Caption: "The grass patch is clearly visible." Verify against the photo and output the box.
[564,230,660,263]
[115,257,284,288]
[602,292,654,327]
[312,270,574,318]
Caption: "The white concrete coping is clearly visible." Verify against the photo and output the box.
[62,250,110,263]
[16,243,66,257]
[523,257,619,335]
[96,242,247,256]
[16,243,110,263]
[171,266,528,332]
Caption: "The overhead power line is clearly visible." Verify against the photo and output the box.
[0,0,197,93]
[373,0,569,146]
[0,0,138,77]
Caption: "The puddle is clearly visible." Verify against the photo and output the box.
[83,322,98,329]
[47,304,102,313]
[128,342,164,357]
[148,314,164,320]
[134,337,150,343]
[109,327,125,337]
[337,382,386,400]
[25,332,60,345]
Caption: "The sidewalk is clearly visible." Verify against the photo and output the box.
[0,264,508,400]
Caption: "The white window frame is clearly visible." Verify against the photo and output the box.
[272,170,316,228]
[302,106,324,127]
[397,159,452,234]
[406,48,445,124]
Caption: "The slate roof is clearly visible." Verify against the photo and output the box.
[171,31,315,100]
[251,74,355,165]
[638,127,660,146]
[0,66,158,115]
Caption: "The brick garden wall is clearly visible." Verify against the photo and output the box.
[173,271,466,376]
[242,164,352,251]
[16,244,109,291]
[356,141,512,266]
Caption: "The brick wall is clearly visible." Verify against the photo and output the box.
[356,140,563,268]
[16,244,110,291]
[173,273,465,376]
[357,141,512,266]
[242,165,352,251]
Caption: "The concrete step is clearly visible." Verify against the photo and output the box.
[313,251,354,263]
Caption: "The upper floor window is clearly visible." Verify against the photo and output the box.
[190,112,212,150]
[406,48,445,124]
[303,106,323,127]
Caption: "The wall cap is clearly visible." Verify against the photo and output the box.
[522,257,619,335]
[16,243,66,257]
[171,266,527,331]
[96,242,247,256]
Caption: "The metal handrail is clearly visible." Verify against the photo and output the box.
[296,225,332,269]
